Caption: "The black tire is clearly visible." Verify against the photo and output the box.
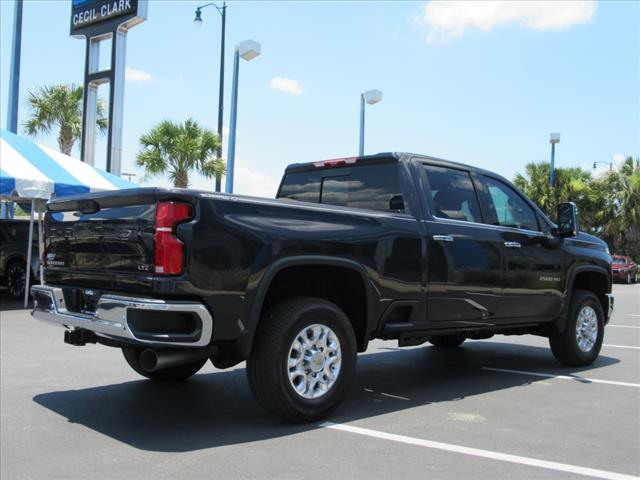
[246,297,357,423]
[5,260,26,299]
[429,335,466,348]
[549,289,604,366]
[121,347,207,381]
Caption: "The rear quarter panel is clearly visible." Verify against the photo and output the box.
[181,194,424,342]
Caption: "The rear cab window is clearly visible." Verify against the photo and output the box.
[278,160,407,214]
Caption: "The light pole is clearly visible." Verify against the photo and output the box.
[225,40,261,194]
[358,89,382,157]
[194,2,226,192]
[6,0,23,133]
[593,161,613,171]
[549,133,560,188]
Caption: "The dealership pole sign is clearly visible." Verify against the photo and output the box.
[71,0,147,175]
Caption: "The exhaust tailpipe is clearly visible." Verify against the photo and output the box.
[140,348,210,372]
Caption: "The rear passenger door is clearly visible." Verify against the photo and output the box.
[474,175,564,321]
[420,164,503,325]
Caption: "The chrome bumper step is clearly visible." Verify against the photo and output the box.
[31,285,213,347]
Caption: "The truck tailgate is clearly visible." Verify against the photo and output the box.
[43,188,195,293]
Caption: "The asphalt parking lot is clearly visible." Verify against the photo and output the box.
[1,284,638,480]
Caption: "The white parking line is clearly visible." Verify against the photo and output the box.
[627,314,640,317]
[603,344,640,350]
[481,367,640,388]
[320,422,639,480]
[608,325,640,329]
[380,392,410,401]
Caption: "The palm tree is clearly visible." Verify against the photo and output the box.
[514,158,640,259]
[23,84,107,155]
[136,119,225,188]
[514,162,597,230]
[596,156,640,258]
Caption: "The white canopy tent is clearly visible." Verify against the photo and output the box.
[0,129,137,306]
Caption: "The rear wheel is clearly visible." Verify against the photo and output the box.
[121,347,207,381]
[429,335,466,348]
[247,297,357,423]
[549,290,604,366]
[5,261,26,299]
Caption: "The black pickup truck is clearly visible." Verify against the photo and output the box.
[32,153,614,422]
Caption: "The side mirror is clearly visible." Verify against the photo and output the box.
[553,202,578,238]
[389,195,405,212]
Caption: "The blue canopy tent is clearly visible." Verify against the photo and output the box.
[0,129,137,305]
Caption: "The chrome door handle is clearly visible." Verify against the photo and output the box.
[504,241,522,249]
[433,235,454,243]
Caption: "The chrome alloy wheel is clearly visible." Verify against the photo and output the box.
[575,305,598,353]
[287,324,342,399]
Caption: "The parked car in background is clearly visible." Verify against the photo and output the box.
[0,219,40,299]
[611,255,638,284]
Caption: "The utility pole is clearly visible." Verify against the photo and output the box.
[6,0,23,133]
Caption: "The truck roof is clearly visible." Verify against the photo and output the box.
[284,152,498,178]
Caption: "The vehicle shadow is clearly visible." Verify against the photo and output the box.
[33,341,620,452]
[0,294,31,312]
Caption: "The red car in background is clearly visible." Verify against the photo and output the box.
[611,255,638,284]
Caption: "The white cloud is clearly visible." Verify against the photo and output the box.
[125,67,153,82]
[268,77,303,96]
[187,157,281,198]
[416,1,597,43]
[612,153,627,164]
[233,166,281,198]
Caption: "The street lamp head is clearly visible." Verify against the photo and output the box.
[550,132,560,144]
[238,40,261,61]
[363,89,382,105]
[194,8,203,26]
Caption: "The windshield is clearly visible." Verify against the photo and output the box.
[612,257,628,264]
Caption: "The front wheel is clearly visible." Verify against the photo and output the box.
[549,290,604,366]
[122,347,207,381]
[246,297,357,423]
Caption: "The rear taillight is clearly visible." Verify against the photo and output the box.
[154,202,193,275]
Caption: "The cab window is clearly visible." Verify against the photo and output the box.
[481,176,539,231]
[423,165,482,223]
[279,162,406,213]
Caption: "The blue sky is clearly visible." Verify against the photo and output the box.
[1,0,638,197]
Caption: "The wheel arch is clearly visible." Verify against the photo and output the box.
[240,256,376,358]
[556,265,611,332]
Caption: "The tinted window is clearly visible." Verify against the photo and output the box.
[482,177,539,231]
[279,163,405,213]
[1,222,39,242]
[423,165,482,223]
[277,172,321,203]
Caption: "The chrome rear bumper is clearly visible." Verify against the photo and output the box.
[31,285,213,347]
